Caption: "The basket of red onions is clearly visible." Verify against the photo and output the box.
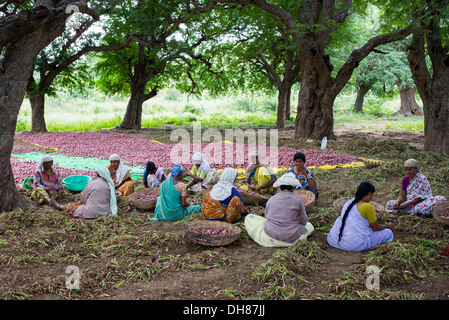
[128,187,160,210]
[432,201,449,226]
[184,220,241,246]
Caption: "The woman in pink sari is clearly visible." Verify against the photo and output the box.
[386,159,446,216]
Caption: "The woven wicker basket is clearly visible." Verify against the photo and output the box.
[293,190,316,211]
[431,201,449,226]
[184,220,241,246]
[333,197,385,219]
[239,189,269,206]
[362,159,383,169]
[129,187,160,210]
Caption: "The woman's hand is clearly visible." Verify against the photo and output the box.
[386,222,396,232]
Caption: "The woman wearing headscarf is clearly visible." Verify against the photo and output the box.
[385,159,446,216]
[289,152,318,197]
[327,182,394,252]
[201,168,248,223]
[190,152,219,191]
[66,167,118,219]
[241,150,277,195]
[107,154,134,197]
[31,155,65,210]
[244,172,314,247]
[152,164,202,221]
[143,161,166,188]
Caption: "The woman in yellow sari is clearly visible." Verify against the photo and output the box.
[240,150,277,195]
[108,154,134,197]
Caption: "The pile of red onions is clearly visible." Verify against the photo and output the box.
[194,228,233,235]
[133,193,159,201]
[438,212,449,217]
[12,131,360,185]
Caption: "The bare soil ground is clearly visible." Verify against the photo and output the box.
[6,126,449,303]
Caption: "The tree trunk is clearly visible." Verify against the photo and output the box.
[119,81,145,130]
[353,83,371,113]
[0,16,67,212]
[294,55,335,140]
[407,23,449,154]
[395,87,423,116]
[27,89,48,133]
[276,83,291,129]
[422,89,449,154]
[285,88,291,121]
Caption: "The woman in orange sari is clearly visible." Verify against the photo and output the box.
[108,154,134,197]
[202,168,247,223]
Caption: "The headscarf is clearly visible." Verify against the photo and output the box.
[191,152,211,175]
[143,161,157,187]
[171,164,184,178]
[273,172,300,189]
[404,158,420,172]
[37,154,54,171]
[97,166,118,216]
[245,150,275,179]
[210,168,238,201]
[109,154,129,184]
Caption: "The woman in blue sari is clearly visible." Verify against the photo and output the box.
[153,165,202,221]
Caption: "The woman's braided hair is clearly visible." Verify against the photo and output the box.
[338,182,376,242]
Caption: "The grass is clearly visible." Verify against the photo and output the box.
[16,89,424,133]
[8,89,449,301]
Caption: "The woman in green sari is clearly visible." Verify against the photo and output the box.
[153,164,202,221]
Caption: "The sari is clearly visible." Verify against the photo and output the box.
[32,161,64,201]
[202,191,243,223]
[328,199,393,252]
[245,214,314,247]
[153,177,201,221]
[240,166,275,194]
[385,172,446,216]
[146,167,166,188]
[107,165,134,197]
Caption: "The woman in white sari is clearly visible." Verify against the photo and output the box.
[327,182,395,252]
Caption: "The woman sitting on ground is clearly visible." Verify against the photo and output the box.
[202,167,248,223]
[143,161,166,188]
[108,154,134,197]
[152,164,202,221]
[244,172,314,247]
[385,158,446,217]
[190,152,219,191]
[31,155,65,211]
[327,182,395,252]
[289,152,318,197]
[240,150,277,195]
[67,166,117,219]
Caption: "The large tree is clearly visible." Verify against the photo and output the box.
[0,0,99,212]
[210,0,415,139]
[96,0,225,130]
[26,1,125,133]
[405,0,449,154]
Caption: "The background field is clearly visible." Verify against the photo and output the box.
[16,90,424,133]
